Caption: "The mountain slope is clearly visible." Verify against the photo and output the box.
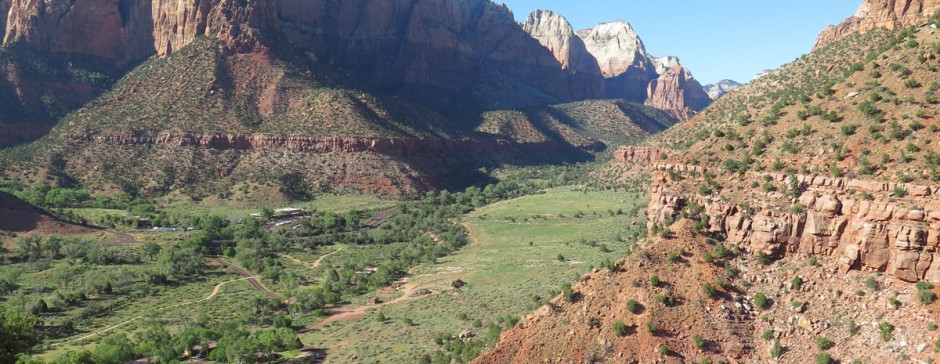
[480,6,940,364]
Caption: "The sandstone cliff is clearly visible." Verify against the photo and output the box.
[815,0,940,49]
[522,10,604,98]
[276,0,600,107]
[576,20,712,118]
[577,20,657,103]
[630,152,940,284]
[645,65,712,120]
[3,0,277,66]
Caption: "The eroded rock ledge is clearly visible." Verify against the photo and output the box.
[619,146,940,283]
[63,132,604,155]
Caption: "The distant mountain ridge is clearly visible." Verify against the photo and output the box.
[524,11,714,120]
[703,79,742,100]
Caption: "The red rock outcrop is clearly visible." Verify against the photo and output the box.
[645,65,712,120]
[815,0,940,50]
[63,132,583,154]
[2,0,276,65]
[633,155,940,283]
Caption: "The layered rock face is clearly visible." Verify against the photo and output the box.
[703,79,742,100]
[625,149,940,284]
[575,20,712,119]
[2,0,277,65]
[521,10,604,97]
[577,21,658,103]
[276,0,599,105]
[815,0,940,49]
[645,65,712,120]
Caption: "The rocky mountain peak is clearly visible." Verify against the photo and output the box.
[703,79,742,100]
[522,9,602,78]
[815,0,940,49]
[576,20,649,78]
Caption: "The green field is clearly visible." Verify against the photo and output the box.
[301,186,649,362]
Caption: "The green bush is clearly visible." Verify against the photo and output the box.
[754,293,771,310]
[626,299,639,314]
[650,275,661,287]
[816,337,834,350]
[612,320,629,337]
[814,352,833,364]
[878,321,894,341]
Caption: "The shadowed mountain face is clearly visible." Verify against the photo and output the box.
[0,190,89,233]
[0,0,687,197]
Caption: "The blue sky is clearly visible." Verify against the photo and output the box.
[499,0,861,84]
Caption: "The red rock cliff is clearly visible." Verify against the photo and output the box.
[2,0,276,65]
[645,65,712,120]
[625,151,940,283]
[815,0,940,50]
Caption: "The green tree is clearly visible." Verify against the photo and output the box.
[135,325,177,363]
[91,333,136,364]
[0,308,39,363]
[141,242,162,261]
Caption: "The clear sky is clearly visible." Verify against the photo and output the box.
[499,0,861,85]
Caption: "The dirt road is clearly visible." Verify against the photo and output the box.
[211,257,282,299]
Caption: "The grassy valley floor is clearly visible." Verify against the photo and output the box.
[300,186,649,362]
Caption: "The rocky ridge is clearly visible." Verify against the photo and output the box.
[703,79,743,100]
[634,152,940,284]
[815,0,940,49]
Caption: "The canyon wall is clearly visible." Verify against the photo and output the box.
[815,0,940,49]
[619,147,940,284]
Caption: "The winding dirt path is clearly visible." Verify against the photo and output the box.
[211,257,282,299]
[461,221,479,247]
[61,277,250,344]
[281,246,344,272]
[311,247,343,268]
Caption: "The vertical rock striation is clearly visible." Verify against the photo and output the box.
[645,65,712,120]
[522,10,604,98]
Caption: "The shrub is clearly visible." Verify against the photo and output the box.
[878,321,894,341]
[646,320,657,334]
[702,283,717,299]
[814,352,834,364]
[840,124,858,136]
[771,340,783,358]
[655,294,675,307]
[657,344,670,355]
[757,253,770,265]
[612,320,629,337]
[626,299,639,314]
[754,293,770,310]
[562,284,576,302]
[889,297,901,309]
[693,334,705,349]
[816,337,834,350]
[864,277,880,290]
[791,276,804,290]
[762,329,774,341]
[667,251,680,263]
[650,275,661,287]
